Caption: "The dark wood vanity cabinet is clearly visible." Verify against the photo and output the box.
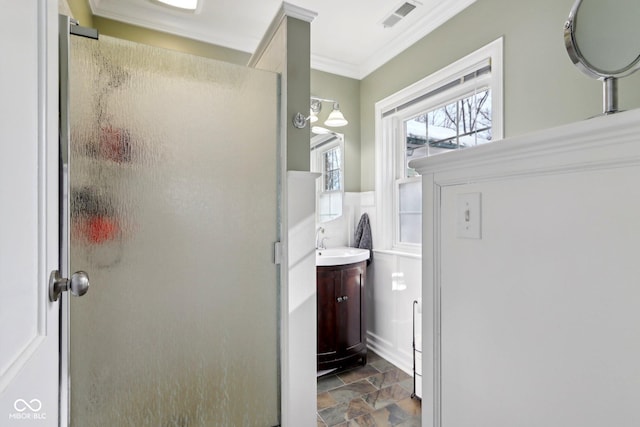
[317,261,367,371]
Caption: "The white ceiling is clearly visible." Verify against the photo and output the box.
[88,0,475,79]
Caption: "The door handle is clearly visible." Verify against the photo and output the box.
[49,270,90,302]
[336,295,349,303]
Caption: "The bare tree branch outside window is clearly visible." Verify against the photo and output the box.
[405,88,492,176]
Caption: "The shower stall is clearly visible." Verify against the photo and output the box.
[63,20,281,426]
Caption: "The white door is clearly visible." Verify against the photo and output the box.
[0,2,60,425]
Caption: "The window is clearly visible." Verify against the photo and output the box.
[397,178,422,244]
[323,146,341,192]
[311,134,344,223]
[375,38,503,252]
[404,86,492,163]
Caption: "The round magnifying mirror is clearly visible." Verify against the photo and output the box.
[564,0,640,114]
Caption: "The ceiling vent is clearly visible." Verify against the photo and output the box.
[382,1,419,28]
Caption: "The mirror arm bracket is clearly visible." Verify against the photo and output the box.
[603,77,619,115]
[564,0,640,116]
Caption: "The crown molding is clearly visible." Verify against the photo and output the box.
[357,0,477,79]
[89,0,476,80]
[410,109,640,183]
[311,54,361,80]
[281,2,317,23]
[90,0,260,53]
[248,2,317,68]
[314,0,477,79]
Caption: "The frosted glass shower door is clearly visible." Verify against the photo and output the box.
[68,36,280,426]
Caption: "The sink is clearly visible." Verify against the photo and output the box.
[316,247,370,266]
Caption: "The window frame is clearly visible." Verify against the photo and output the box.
[311,133,344,223]
[321,144,342,193]
[375,38,504,253]
[395,176,423,246]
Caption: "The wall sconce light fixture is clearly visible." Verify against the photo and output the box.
[293,97,349,129]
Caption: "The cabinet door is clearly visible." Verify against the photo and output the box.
[338,264,365,353]
[317,269,338,358]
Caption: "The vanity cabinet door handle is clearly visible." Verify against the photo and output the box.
[337,296,343,302]
[337,295,349,303]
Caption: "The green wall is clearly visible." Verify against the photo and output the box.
[66,0,313,171]
[83,13,353,175]
[310,70,361,192]
[68,1,249,64]
[94,17,251,65]
[359,0,640,191]
[285,18,312,172]
[66,0,640,191]
[67,0,93,27]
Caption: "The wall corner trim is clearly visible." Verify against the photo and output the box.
[281,2,317,23]
[248,1,317,68]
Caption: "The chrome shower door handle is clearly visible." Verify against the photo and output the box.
[49,270,90,302]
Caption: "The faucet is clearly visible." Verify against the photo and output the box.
[315,226,325,249]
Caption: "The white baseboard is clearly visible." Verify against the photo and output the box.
[367,331,413,375]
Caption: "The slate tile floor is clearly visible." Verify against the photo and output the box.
[317,352,421,426]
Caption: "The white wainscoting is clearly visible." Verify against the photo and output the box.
[366,250,421,375]
[286,171,320,427]
[413,109,640,427]
[320,192,422,378]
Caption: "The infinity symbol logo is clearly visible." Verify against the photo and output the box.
[14,399,42,412]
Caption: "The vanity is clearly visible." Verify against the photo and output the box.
[316,247,369,371]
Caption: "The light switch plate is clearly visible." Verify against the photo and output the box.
[456,192,482,239]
